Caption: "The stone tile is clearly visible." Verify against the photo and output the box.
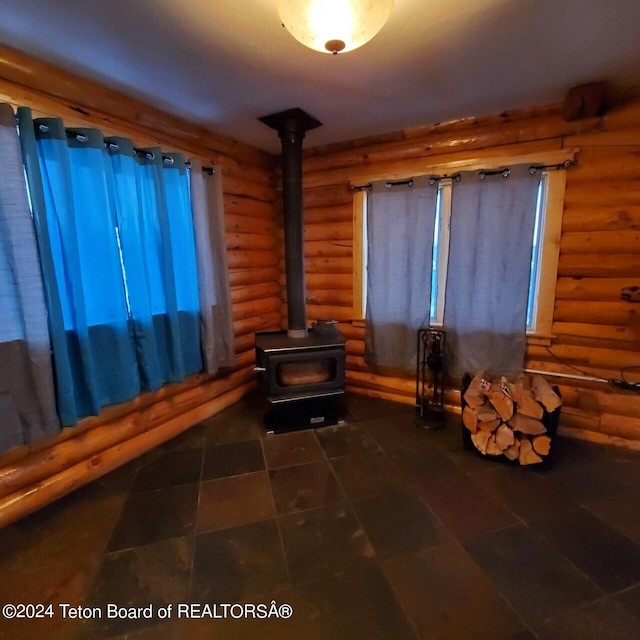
[202,396,266,445]
[352,489,449,560]
[345,394,412,423]
[615,584,640,621]
[388,442,464,485]
[0,481,127,574]
[383,540,526,640]
[278,502,375,584]
[97,449,165,491]
[418,474,518,541]
[314,423,379,458]
[107,484,199,551]
[0,561,97,640]
[269,461,342,515]
[190,520,288,603]
[329,450,407,499]
[363,414,433,450]
[130,449,203,493]
[536,598,640,640]
[82,536,192,637]
[530,507,640,593]
[201,440,265,481]
[464,525,601,625]
[197,471,275,533]
[294,564,416,640]
[159,422,208,452]
[474,466,578,521]
[589,491,640,546]
[262,431,325,469]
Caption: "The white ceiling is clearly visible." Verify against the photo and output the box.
[1,0,640,154]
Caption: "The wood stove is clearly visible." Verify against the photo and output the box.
[256,107,347,433]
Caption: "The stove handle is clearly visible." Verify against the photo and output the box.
[253,366,267,372]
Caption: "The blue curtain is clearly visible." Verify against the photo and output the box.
[443,166,540,378]
[18,110,140,425]
[0,103,60,452]
[106,141,202,387]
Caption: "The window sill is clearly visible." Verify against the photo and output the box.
[526,333,554,346]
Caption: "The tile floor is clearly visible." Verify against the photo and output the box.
[2,393,640,639]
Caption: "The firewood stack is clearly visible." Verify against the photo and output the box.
[462,373,562,465]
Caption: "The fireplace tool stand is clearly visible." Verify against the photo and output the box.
[415,328,446,430]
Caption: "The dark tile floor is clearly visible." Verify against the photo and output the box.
[2,393,640,639]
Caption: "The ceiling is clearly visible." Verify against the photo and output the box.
[1,0,640,154]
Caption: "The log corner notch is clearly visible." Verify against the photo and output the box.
[462,372,561,466]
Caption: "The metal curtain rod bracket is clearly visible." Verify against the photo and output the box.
[529,159,574,174]
[350,183,372,192]
[478,168,511,180]
[385,178,414,189]
[428,173,462,184]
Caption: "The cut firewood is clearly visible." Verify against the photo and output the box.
[514,381,544,419]
[464,373,490,408]
[508,412,547,435]
[532,434,552,456]
[488,380,514,422]
[495,423,515,450]
[471,430,491,455]
[462,406,478,433]
[476,402,499,423]
[486,434,502,456]
[503,441,520,460]
[477,418,501,432]
[531,375,562,413]
[519,438,543,465]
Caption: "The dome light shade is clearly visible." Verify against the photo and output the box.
[278,0,394,55]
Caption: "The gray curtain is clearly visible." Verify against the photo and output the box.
[444,165,539,378]
[365,178,438,371]
[189,160,235,373]
[0,103,60,452]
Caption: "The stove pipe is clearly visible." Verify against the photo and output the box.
[259,108,323,339]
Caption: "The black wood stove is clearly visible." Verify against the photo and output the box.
[256,108,346,433]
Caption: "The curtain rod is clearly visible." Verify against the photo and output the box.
[23,118,215,174]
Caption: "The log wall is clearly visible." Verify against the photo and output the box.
[0,45,279,526]
[295,92,640,446]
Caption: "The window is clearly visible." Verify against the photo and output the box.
[352,151,571,343]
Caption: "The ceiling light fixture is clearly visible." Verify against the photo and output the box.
[278,0,394,55]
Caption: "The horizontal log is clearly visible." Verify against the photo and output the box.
[558,426,640,452]
[564,181,640,207]
[564,128,640,147]
[525,358,620,384]
[560,231,640,254]
[558,384,640,419]
[233,311,281,337]
[306,304,353,322]
[230,282,281,304]
[346,355,368,371]
[304,257,353,274]
[232,296,281,321]
[227,249,279,269]
[345,370,415,395]
[554,300,640,325]
[557,254,640,277]
[570,147,640,183]
[337,322,365,341]
[224,194,276,219]
[561,205,640,232]
[222,174,277,203]
[303,221,353,242]
[305,290,353,306]
[225,213,277,236]
[222,162,275,188]
[555,277,640,301]
[304,205,353,225]
[304,240,353,258]
[528,343,639,370]
[552,322,640,344]
[225,232,277,251]
[229,267,280,287]
[299,273,352,290]
[599,412,640,440]
[0,381,254,528]
[559,405,601,432]
[346,339,365,356]
[303,185,353,208]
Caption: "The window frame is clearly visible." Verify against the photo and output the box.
[351,149,574,344]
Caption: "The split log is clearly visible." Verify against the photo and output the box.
[463,373,490,408]
[495,424,516,450]
[476,402,499,423]
[519,438,543,465]
[488,379,514,421]
[531,375,562,412]
[477,418,501,432]
[462,406,478,433]
[508,412,547,435]
[504,441,521,460]
[486,435,503,456]
[532,435,552,456]
[515,380,544,419]
[471,430,492,455]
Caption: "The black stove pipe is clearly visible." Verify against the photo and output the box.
[259,108,322,339]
